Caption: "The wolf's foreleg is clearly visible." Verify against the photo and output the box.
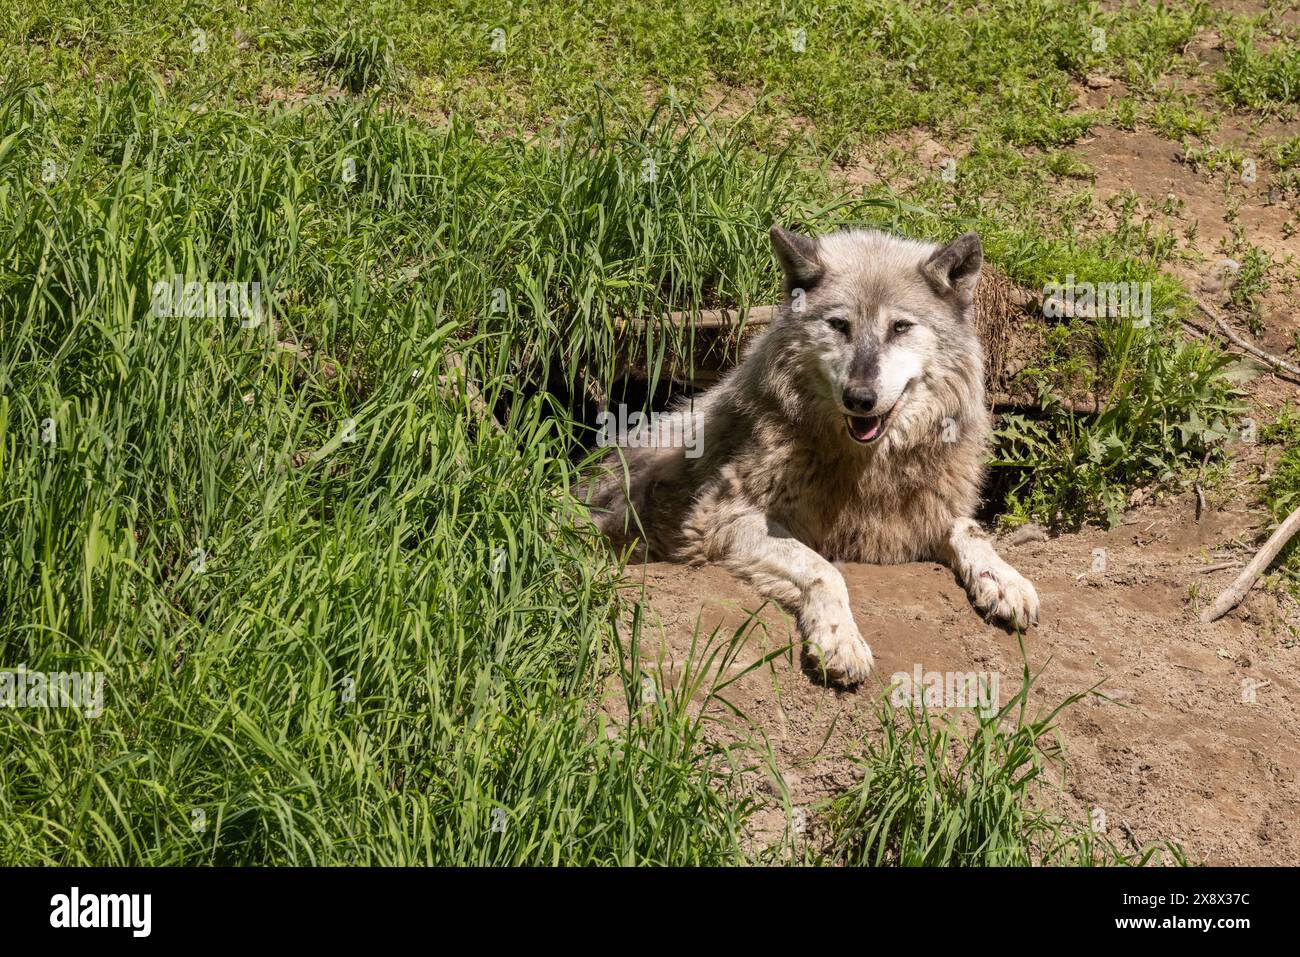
[943,518,1040,629]
[711,513,873,685]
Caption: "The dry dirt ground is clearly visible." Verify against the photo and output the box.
[618,490,1299,865]
[608,21,1300,865]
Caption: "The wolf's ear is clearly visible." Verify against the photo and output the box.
[770,224,824,292]
[921,232,982,302]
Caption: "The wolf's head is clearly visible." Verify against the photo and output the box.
[766,224,986,453]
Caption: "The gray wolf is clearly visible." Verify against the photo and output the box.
[588,224,1039,685]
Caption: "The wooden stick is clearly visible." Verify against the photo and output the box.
[617,305,775,331]
[1195,561,1242,574]
[1197,302,1300,380]
[989,392,1102,415]
[1199,503,1300,622]
[665,305,777,329]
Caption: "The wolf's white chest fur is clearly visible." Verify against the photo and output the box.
[740,435,971,565]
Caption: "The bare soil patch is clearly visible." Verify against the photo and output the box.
[1074,127,1296,265]
[613,489,1299,863]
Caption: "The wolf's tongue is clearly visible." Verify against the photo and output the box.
[847,415,882,442]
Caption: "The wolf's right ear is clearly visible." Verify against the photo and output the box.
[770,224,824,292]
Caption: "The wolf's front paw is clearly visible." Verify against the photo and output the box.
[801,596,874,686]
[969,563,1040,629]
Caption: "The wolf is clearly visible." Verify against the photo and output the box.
[588,225,1039,685]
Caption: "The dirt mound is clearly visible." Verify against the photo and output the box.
[612,492,1300,865]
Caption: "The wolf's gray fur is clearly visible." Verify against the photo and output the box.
[589,225,1039,685]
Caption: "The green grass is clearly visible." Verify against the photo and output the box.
[4,0,1215,152]
[1273,134,1300,171]
[0,85,788,864]
[825,657,1183,866]
[1230,245,1274,328]
[0,0,1272,865]
[306,25,400,94]
[1218,31,1300,112]
[993,314,1242,528]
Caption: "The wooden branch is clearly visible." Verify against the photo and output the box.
[1195,561,1242,574]
[1197,302,1300,380]
[659,305,778,329]
[990,392,1102,415]
[1199,503,1300,623]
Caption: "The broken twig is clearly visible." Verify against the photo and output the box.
[1195,561,1242,574]
[1197,302,1300,380]
[1200,503,1300,623]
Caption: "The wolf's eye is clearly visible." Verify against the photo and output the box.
[826,317,851,336]
[892,319,915,335]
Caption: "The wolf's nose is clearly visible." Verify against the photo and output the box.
[842,386,877,414]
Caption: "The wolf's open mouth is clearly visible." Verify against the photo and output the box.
[845,414,885,443]
[844,392,906,445]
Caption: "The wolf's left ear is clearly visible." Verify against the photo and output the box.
[921,232,982,302]
[770,223,824,292]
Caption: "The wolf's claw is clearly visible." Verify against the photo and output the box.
[806,634,875,686]
[971,564,1040,629]
[801,595,874,685]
